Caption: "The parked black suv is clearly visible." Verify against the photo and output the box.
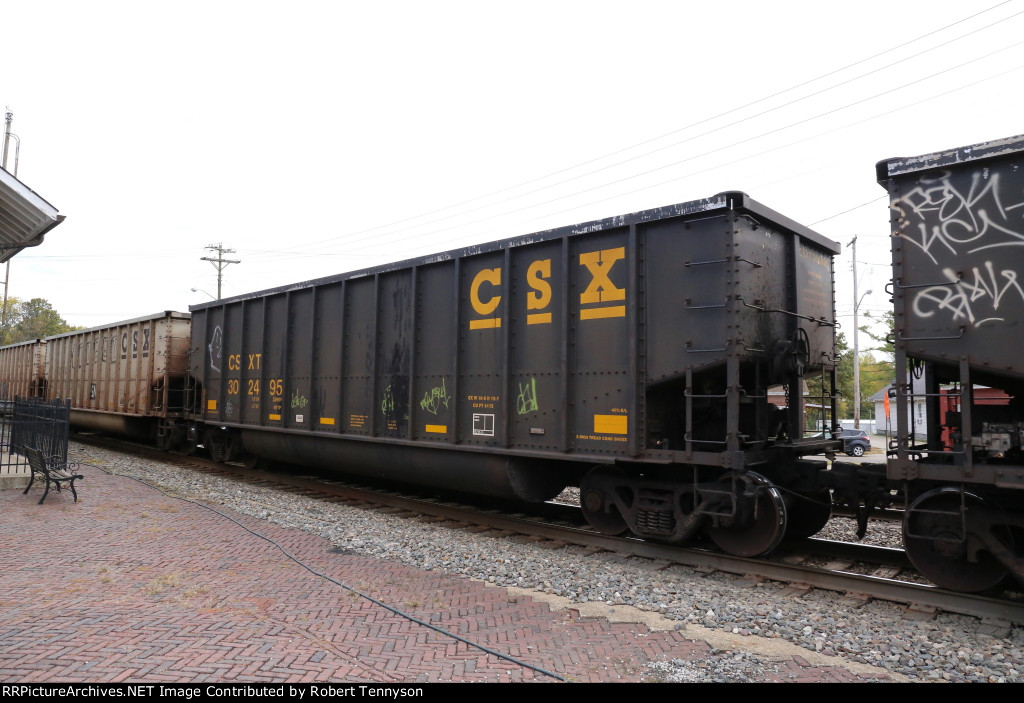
[839,429,871,457]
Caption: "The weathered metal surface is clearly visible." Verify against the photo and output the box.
[878,134,1024,377]
[190,193,839,496]
[0,339,46,400]
[879,134,1024,502]
[43,311,192,431]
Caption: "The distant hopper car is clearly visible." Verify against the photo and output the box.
[0,338,46,402]
[5,133,1024,593]
[1,312,193,439]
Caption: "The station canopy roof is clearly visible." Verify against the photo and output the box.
[0,166,63,263]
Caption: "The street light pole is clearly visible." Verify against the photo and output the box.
[853,287,872,430]
[849,236,872,430]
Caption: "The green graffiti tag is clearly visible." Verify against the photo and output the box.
[381,384,395,415]
[516,377,539,415]
[291,390,309,409]
[419,378,451,415]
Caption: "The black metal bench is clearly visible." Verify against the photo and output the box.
[22,446,83,505]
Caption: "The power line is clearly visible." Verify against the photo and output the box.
[810,196,889,226]
[17,5,1024,278]
[308,44,1024,259]
[268,2,1023,256]
[200,243,240,299]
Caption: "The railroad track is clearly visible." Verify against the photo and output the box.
[72,433,1024,630]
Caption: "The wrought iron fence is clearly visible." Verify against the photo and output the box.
[0,396,70,474]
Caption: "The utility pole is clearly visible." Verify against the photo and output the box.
[1,108,12,169]
[849,236,872,431]
[200,243,240,299]
[2,109,17,328]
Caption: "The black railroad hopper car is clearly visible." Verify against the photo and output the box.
[187,191,847,558]
[878,133,1024,591]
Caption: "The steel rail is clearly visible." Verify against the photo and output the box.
[74,434,1024,627]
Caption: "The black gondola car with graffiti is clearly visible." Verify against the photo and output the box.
[187,191,848,559]
[878,134,1024,591]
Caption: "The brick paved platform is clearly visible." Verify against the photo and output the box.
[0,464,894,683]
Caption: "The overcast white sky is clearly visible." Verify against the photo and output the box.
[3,0,1024,342]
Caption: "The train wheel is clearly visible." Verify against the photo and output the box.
[203,429,238,463]
[155,427,172,452]
[204,431,226,462]
[156,419,182,452]
[903,488,1009,592]
[580,467,629,535]
[707,472,787,557]
[243,453,265,470]
[784,489,833,539]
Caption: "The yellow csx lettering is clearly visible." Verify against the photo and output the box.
[526,259,552,325]
[468,260,556,330]
[467,251,624,329]
[579,247,626,319]
[227,354,241,370]
[247,353,262,370]
[469,268,502,330]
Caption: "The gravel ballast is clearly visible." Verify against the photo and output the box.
[70,443,1024,683]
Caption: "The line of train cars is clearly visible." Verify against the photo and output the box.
[5,133,1024,593]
